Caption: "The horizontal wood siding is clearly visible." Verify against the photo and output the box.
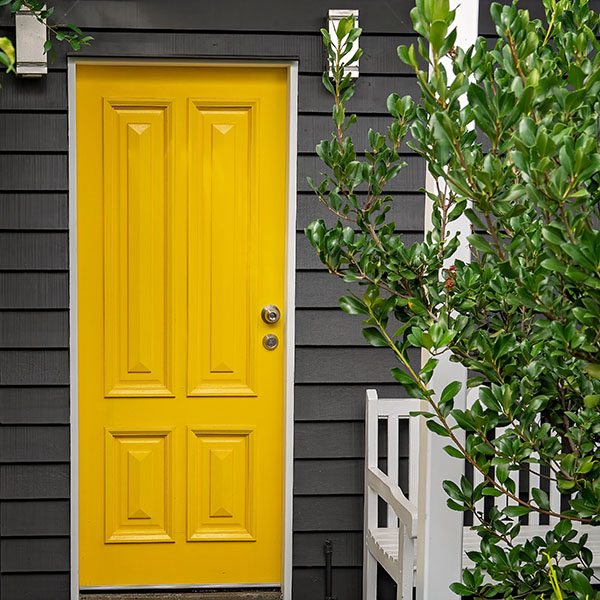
[478,0,600,36]
[0,1,416,33]
[0,14,72,593]
[0,3,423,598]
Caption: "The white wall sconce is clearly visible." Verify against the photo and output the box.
[15,7,47,77]
[328,9,360,79]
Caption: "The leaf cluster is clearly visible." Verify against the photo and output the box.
[306,0,600,596]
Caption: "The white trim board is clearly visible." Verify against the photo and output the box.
[67,58,298,600]
[417,2,479,599]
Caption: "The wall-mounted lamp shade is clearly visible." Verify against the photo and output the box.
[328,9,359,79]
[16,7,47,77]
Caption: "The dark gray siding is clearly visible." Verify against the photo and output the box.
[479,0,600,35]
[0,1,415,33]
[0,2,424,598]
[0,17,71,592]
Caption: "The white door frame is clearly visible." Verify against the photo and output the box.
[67,58,298,600]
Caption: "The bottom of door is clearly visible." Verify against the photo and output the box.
[80,584,280,591]
[80,584,282,600]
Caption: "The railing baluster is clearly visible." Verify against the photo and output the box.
[388,414,400,528]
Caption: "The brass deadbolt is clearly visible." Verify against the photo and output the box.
[263,334,279,350]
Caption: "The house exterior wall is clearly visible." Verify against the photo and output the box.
[0,0,556,598]
[0,3,421,598]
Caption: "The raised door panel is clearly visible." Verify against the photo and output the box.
[105,429,173,543]
[187,428,254,541]
[188,104,258,396]
[103,101,173,397]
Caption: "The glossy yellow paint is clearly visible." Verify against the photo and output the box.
[77,65,288,587]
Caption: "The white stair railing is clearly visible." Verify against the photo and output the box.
[364,388,600,600]
[363,389,425,600]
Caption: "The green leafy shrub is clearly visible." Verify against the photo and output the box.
[306,1,600,597]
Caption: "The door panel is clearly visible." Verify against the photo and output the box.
[77,65,288,587]
[103,101,173,397]
[188,105,256,396]
[104,428,173,543]
[187,427,254,541]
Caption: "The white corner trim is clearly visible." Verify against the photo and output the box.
[417,2,479,599]
[67,58,298,600]
[282,60,298,600]
[67,57,79,600]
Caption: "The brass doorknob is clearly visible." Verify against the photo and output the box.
[261,305,281,324]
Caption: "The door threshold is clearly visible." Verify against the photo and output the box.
[80,591,282,600]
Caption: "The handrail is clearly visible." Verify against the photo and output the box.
[367,466,418,537]
[374,398,426,418]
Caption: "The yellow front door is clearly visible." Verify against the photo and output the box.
[76,64,288,587]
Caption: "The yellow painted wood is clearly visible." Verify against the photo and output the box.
[188,428,255,541]
[103,101,173,397]
[77,65,288,587]
[188,105,257,396]
[105,429,173,543]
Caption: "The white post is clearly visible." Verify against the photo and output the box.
[415,1,479,599]
[363,390,379,600]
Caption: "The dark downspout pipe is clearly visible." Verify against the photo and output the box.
[324,539,336,600]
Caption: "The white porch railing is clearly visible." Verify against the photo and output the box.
[363,388,600,600]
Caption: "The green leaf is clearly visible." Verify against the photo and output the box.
[362,327,389,347]
[427,420,450,437]
[518,117,537,147]
[390,367,415,386]
[443,444,464,459]
[442,479,464,502]
[467,233,495,255]
[397,44,418,68]
[569,569,594,599]
[339,296,369,315]
[450,583,474,596]
[431,0,449,20]
[541,226,564,246]
[334,16,351,42]
[429,321,444,347]
[584,363,600,380]
[429,20,448,52]
[321,72,334,94]
[555,519,572,537]
[0,36,15,69]
[531,488,550,511]
[583,394,600,408]
[467,84,495,127]
[540,258,566,273]
[446,499,467,511]
[386,93,399,117]
[66,23,84,36]
[440,381,462,405]
[503,505,531,517]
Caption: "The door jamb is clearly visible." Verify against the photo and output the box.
[68,57,298,600]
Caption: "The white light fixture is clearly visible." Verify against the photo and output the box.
[16,6,47,77]
[328,9,360,79]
